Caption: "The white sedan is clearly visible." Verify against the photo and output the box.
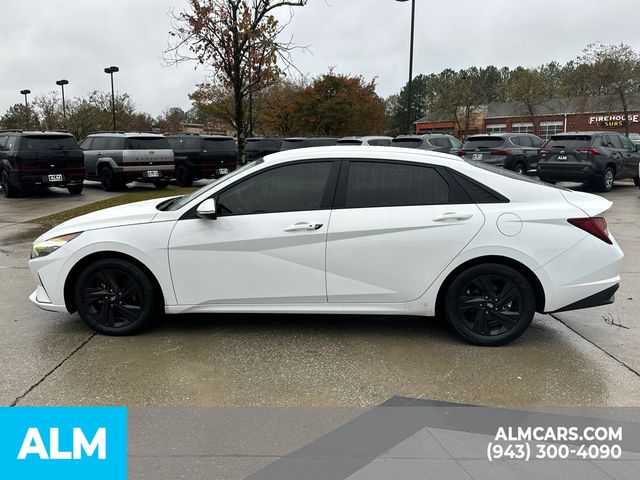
[28,147,623,346]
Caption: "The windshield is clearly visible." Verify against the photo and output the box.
[160,160,262,211]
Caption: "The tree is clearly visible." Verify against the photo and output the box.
[388,74,432,134]
[0,104,34,130]
[295,71,384,137]
[575,43,640,135]
[256,79,305,136]
[169,0,308,163]
[32,92,62,131]
[499,67,551,135]
[157,107,188,133]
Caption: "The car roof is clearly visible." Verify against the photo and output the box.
[87,132,166,138]
[338,135,393,141]
[0,130,73,137]
[263,146,463,165]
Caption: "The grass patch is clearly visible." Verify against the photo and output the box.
[30,187,196,228]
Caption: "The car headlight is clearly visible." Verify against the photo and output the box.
[32,233,82,258]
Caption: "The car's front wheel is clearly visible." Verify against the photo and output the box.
[444,263,536,346]
[1,170,18,198]
[175,165,193,187]
[599,166,615,192]
[74,258,158,335]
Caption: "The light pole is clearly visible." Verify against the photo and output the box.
[104,66,119,130]
[20,89,31,129]
[396,0,416,134]
[56,79,69,120]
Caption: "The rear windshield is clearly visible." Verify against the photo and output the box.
[281,140,305,150]
[20,135,78,151]
[307,139,337,147]
[168,137,201,150]
[545,135,592,149]
[202,138,236,152]
[391,138,423,148]
[126,137,171,150]
[337,139,363,145]
[463,137,505,149]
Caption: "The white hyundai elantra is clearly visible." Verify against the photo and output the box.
[29,147,623,346]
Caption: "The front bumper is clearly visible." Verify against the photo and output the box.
[29,290,67,313]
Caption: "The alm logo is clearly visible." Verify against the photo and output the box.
[1,407,126,479]
[17,427,107,460]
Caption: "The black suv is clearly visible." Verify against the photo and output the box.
[0,130,85,197]
[166,134,237,187]
[245,137,283,162]
[538,131,640,192]
[460,133,544,174]
[392,134,463,155]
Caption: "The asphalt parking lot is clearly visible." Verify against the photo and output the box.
[1,180,639,408]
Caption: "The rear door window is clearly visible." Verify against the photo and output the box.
[463,137,505,149]
[514,136,533,147]
[91,137,108,151]
[429,137,451,148]
[79,138,93,150]
[344,161,450,208]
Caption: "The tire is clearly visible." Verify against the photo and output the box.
[514,162,526,175]
[74,258,158,335]
[175,165,193,187]
[1,170,18,198]
[598,166,615,192]
[67,184,84,195]
[153,180,169,189]
[633,176,639,187]
[99,167,116,191]
[444,263,536,346]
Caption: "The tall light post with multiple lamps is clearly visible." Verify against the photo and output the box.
[396,0,416,134]
[56,79,69,121]
[104,66,119,130]
[20,89,31,129]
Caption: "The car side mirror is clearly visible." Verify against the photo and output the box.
[196,198,217,219]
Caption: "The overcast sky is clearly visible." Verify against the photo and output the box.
[2,0,640,117]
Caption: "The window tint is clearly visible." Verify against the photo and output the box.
[545,135,592,150]
[0,135,7,151]
[90,137,109,150]
[463,137,505,149]
[79,138,93,150]
[449,170,507,203]
[429,137,451,148]
[105,137,125,150]
[202,138,236,152]
[126,137,171,150]
[169,137,202,150]
[605,134,622,149]
[345,161,449,208]
[19,135,78,151]
[391,138,423,148]
[513,136,533,147]
[217,162,333,215]
[531,136,544,147]
[620,135,635,151]
[450,137,463,148]
[368,139,392,146]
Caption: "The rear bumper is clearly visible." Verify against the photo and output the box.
[538,162,601,182]
[9,169,85,188]
[549,283,619,313]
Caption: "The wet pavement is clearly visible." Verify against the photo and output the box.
[0,180,639,408]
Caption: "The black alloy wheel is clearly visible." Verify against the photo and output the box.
[599,166,615,192]
[445,264,535,346]
[514,162,526,175]
[74,259,156,335]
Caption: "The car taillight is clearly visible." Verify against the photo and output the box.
[538,147,551,153]
[457,150,466,157]
[568,217,612,245]
[490,149,510,155]
[576,148,600,155]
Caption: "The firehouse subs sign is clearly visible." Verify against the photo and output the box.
[589,113,640,128]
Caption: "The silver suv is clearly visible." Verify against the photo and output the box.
[79,132,174,191]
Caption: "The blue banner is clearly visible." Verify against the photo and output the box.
[0,407,127,479]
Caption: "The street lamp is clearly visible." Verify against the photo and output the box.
[396,0,416,134]
[56,79,69,120]
[104,66,119,130]
[20,89,31,129]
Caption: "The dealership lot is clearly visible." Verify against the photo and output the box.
[1,180,639,407]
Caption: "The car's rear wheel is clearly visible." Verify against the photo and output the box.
[99,167,116,191]
[67,184,84,195]
[514,162,526,175]
[599,166,615,192]
[444,263,536,346]
[175,165,193,187]
[74,258,157,335]
[153,179,169,189]
[1,170,18,198]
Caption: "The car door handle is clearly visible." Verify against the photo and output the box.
[284,222,323,232]
[433,212,473,222]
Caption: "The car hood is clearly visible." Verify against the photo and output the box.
[560,189,613,217]
[34,197,172,243]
